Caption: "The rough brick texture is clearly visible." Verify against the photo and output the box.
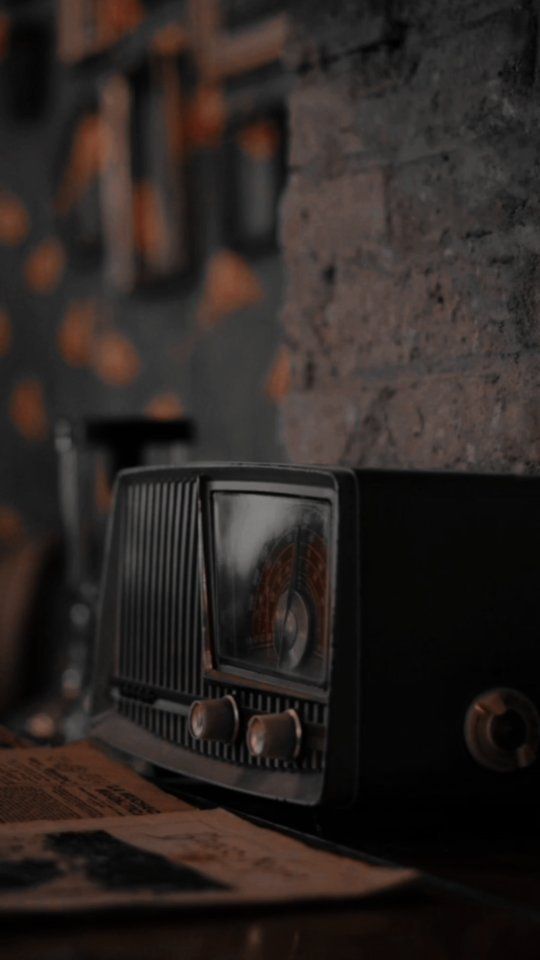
[280,0,540,471]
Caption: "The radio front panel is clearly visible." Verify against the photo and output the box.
[92,465,359,805]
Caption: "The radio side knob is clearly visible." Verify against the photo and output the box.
[464,688,540,772]
[189,695,240,743]
[247,709,302,761]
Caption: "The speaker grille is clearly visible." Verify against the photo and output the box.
[116,477,202,698]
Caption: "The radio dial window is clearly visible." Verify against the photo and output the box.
[211,492,332,689]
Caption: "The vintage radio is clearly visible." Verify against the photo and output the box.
[91,464,540,808]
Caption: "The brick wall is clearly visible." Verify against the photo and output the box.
[279,0,540,471]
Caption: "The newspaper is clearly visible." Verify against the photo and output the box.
[0,741,416,914]
[0,741,187,823]
[0,725,31,749]
[0,807,416,915]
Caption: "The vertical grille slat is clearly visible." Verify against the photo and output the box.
[177,482,189,693]
[188,481,201,697]
[134,482,146,683]
[128,484,139,682]
[146,482,159,687]
[159,482,173,689]
[149,483,160,688]
[180,483,190,696]
[168,483,182,692]
[140,483,151,683]
[152,482,166,688]
[187,482,198,694]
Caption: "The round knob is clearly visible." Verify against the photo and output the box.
[464,688,540,772]
[189,695,239,743]
[246,709,302,761]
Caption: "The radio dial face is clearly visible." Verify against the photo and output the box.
[273,589,310,669]
[250,521,328,681]
[211,492,331,688]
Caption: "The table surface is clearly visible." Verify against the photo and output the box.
[4,775,540,960]
[4,886,540,960]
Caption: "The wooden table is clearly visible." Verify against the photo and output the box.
[3,885,540,960]
[4,776,540,959]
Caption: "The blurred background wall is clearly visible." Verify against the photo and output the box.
[4,0,538,554]
[0,0,288,551]
[280,0,540,472]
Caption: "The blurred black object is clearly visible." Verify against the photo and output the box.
[57,417,195,591]
[4,16,53,122]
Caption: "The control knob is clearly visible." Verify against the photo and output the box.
[464,687,540,772]
[247,709,302,761]
[189,695,239,743]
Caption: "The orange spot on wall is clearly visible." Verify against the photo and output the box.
[0,14,10,62]
[0,191,30,246]
[92,331,141,387]
[198,249,264,328]
[133,181,167,265]
[187,86,227,149]
[55,115,105,216]
[238,120,281,161]
[100,0,145,42]
[145,392,185,420]
[151,22,189,56]
[9,379,48,442]
[57,300,97,367]
[0,506,24,545]
[265,346,292,403]
[0,308,11,356]
[24,238,66,294]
